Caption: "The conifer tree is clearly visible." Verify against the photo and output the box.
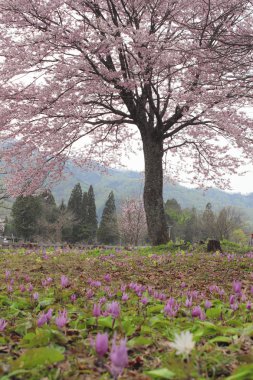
[67,183,82,219]
[86,186,97,243]
[55,200,73,242]
[67,183,83,242]
[98,191,119,245]
[12,195,42,241]
[202,203,216,240]
[81,191,89,241]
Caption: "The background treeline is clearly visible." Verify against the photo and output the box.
[5,184,119,244]
[165,200,250,245]
[4,184,250,246]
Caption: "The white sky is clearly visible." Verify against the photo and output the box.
[119,106,253,195]
[120,149,253,194]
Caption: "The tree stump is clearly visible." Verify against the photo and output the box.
[207,239,222,252]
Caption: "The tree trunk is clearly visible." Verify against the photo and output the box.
[142,135,168,245]
[207,239,222,252]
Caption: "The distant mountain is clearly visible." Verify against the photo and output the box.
[52,164,253,225]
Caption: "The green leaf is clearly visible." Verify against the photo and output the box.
[128,336,153,348]
[206,306,223,319]
[1,369,31,380]
[14,320,33,336]
[20,328,52,348]
[209,336,232,344]
[145,368,175,379]
[147,305,164,315]
[149,315,167,328]
[226,364,253,380]
[11,298,31,310]
[121,318,136,336]
[10,346,64,370]
[39,298,55,307]
[97,316,114,329]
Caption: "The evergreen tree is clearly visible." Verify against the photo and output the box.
[81,191,89,240]
[164,198,183,241]
[86,186,97,243]
[201,203,216,240]
[55,200,73,242]
[3,216,15,237]
[59,199,66,212]
[67,183,83,219]
[12,195,42,241]
[67,183,83,242]
[183,208,201,243]
[39,190,58,224]
[98,191,119,244]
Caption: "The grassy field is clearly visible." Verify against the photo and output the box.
[0,245,253,379]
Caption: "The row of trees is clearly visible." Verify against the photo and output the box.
[6,184,120,244]
[1,1,253,246]
[165,200,248,245]
[5,185,248,245]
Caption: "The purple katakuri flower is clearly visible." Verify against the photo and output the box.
[246,301,251,310]
[45,308,53,321]
[185,297,193,308]
[158,293,166,301]
[42,277,53,287]
[61,275,69,288]
[209,285,219,293]
[110,337,128,379]
[229,295,236,305]
[86,289,94,299]
[231,302,239,311]
[204,300,212,309]
[55,309,68,328]
[91,280,101,287]
[140,297,148,305]
[104,274,111,282]
[241,293,247,302]
[106,301,120,319]
[99,296,107,304]
[167,297,175,306]
[122,293,129,302]
[0,319,7,332]
[93,303,101,318]
[24,275,30,283]
[192,306,203,318]
[164,302,179,317]
[33,292,39,300]
[19,284,26,292]
[5,270,11,280]
[232,280,242,295]
[70,294,77,302]
[37,313,48,327]
[28,284,33,292]
[94,333,109,357]
[7,285,13,293]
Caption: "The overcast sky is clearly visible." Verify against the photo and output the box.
[121,150,253,195]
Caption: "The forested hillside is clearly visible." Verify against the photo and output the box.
[52,164,253,224]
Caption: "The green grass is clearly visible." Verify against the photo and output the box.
[0,246,253,379]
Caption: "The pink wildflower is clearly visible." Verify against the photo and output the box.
[110,338,128,379]
[55,309,68,329]
[94,333,109,357]
[0,319,7,332]
[61,275,69,288]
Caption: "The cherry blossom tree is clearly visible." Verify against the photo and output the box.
[0,0,253,244]
[119,198,147,245]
